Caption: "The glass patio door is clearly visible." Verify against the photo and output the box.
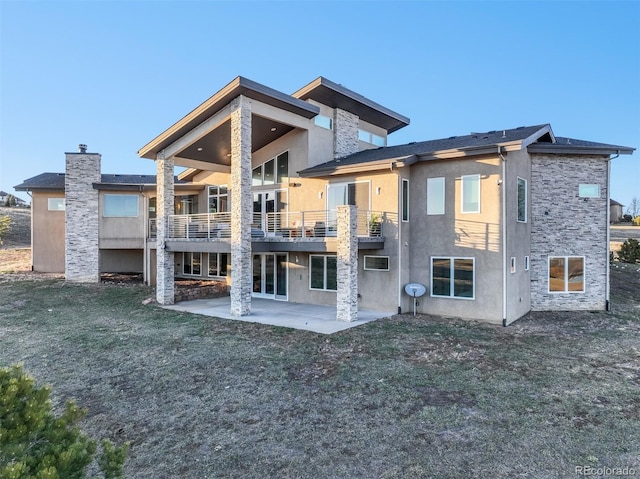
[252,253,287,300]
[253,190,287,235]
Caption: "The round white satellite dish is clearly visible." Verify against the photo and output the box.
[404,283,427,297]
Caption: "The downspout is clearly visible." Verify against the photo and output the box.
[499,147,508,326]
[393,162,402,314]
[142,192,148,285]
[605,152,619,311]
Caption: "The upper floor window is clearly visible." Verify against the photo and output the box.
[427,177,445,215]
[579,184,600,198]
[314,115,333,130]
[358,129,386,147]
[104,194,138,217]
[461,174,480,214]
[48,198,65,211]
[208,186,229,213]
[252,151,288,186]
[517,177,527,223]
[402,179,409,222]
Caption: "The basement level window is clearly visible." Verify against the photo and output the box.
[579,184,600,198]
[364,256,389,271]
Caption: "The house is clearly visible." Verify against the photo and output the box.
[15,76,634,325]
[0,190,27,206]
[610,199,624,223]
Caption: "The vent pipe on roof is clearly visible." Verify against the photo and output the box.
[78,144,87,153]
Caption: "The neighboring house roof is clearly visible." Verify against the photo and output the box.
[298,124,635,177]
[610,199,624,207]
[14,173,183,191]
[0,190,8,197]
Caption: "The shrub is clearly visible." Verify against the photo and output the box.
[622,214,633,222]
[633,216,640,226]
[617,238,640,264]
[0,215,10,245]
[0,364,129,479]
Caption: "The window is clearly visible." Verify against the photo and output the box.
[427,177,445,215]
[364,256,389,271]
[510,257,516,274]
[314,115,333,130]
[431,257,475,299]
[104,194,138,217]
[517,177,527,222]
[252,151,288,186]
[208,253,228,277]
[579,184,600,198]
[326,181,370,211]
[310,255,337,291]
[208,186,228,213]
[183,252,201,276]
[48,198,65,211]
[548,256,584,292]
[175,195,198,215]
[461,175,480,213]
[358,129,386,147]
[402,179,409,222]
[524,256,530,271]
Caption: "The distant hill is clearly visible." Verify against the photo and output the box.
[0,207,31,248]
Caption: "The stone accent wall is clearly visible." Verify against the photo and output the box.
[530,154,609,310]
[65,152,101,282]
[336,205,358,321]
[230,95,252,316]
[333,108,359,159]
[156,152,175,305]
[174,280,230,303]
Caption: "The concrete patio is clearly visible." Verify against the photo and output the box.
[162,297,394,334]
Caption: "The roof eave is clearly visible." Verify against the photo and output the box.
[298,155,415,178]
[528,145,635,155]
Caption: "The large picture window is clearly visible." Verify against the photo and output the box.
[461,174,480,214]
[310,255,337,291]
[431,257,475,299]
[427,177,445,215]
[517,177,527,223]
[104,194,138,217]
[548,256,584,292]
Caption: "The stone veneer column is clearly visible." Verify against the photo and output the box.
[333,108,359,159]
[65,149,101,282]
[156,151,175,305]
[336,205,358,322]
[230,95,252,316]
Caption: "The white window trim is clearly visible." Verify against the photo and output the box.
[252,150,289,186]
[182,252,202,276]
[47,198,65,211]
[325,180,372,210]
[524,256,530,271]
[430,256,475,300]
[427,177,445,215]
[363,255,390,271]
[547,256,585,293]
[517,176,527,223]
[461,174,481,214]
[401,179,409,222]
[309,254,337,291]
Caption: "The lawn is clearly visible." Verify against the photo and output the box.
[1,266,639,478]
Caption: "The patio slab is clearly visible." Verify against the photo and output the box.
[162,297,393,334]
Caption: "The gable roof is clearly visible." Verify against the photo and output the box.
[298,124,552,177]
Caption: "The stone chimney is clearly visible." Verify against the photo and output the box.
[333,108,360,160]
[65,145,101,282]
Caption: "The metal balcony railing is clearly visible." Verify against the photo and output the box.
[148,210,396,240]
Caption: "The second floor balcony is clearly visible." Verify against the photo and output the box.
[149,210,396,245]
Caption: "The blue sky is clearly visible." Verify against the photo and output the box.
[1,1,639,209]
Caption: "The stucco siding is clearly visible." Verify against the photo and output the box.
[31,191,65,273]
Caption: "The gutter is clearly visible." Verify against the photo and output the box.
[605,151,620,311]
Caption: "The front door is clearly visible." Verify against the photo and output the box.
[252,253,288,300]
